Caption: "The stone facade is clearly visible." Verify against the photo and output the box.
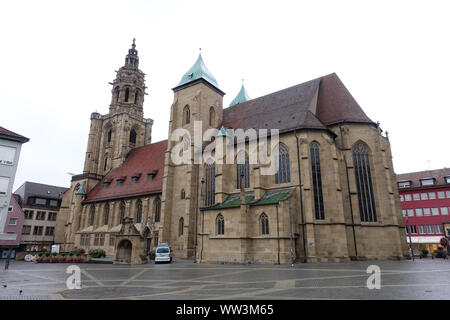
[55,42,409,264]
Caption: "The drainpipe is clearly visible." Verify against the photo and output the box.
[194,163,200,263]
[294,129,307,263]
[344,155,358,258]
[200,178,205,263]
[288,198,294,266]
[276,204,280,265]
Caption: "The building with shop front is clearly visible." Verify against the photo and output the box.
[397,168,450,252]
[14,181,68,252]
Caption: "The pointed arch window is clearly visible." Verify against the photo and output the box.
[129,129,137,144]
[104,153,108,171]
[353,142,377,222]
[125,87,130,102]
[136,199,142,223]
[310,142,325,220]
[89,205,95,226]
[260,213,269,235]
[216,213,224,235]
[119,201,126,223]
[236,151,250,189]
[104,203,110,225]
[154,197,161,222]
[181,189,186,200]
[209,107,216,127]
[205,162,215,207]
[275,143,290,184]
[179,217,184,236]
[134,89,140,104]
[107,129,112,143]
[183,105,190,125]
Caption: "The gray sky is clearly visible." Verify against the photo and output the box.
[2,0,449,190]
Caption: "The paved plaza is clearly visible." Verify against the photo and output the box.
[1,258,450,300]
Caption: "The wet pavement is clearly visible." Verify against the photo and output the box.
[1,258,449,300]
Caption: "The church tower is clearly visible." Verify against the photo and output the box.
[83,39,153,176]
[159,52,224,258]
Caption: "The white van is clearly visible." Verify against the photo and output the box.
[155,244,172,264]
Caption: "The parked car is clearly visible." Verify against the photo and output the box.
[155,244,172,264]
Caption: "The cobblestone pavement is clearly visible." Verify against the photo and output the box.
[1,258,450,300]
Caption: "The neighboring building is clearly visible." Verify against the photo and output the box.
[0,126,29,245]
[14,182,68,252]
[397,168,450,252]
[56,40,408,264]
[0,195,25,258]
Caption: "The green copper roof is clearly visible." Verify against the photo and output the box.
[229,83,250,107]
[217,126,232,137]
[175,53,220,91]
[206,192,255,210]
[75,182,86,195]
[252,189,291,206]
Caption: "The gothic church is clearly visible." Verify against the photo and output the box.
[55,41,409,264]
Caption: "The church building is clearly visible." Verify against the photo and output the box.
[55,41,409,264]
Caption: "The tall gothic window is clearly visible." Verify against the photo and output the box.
[205,162,215,206]
[107,129,112,143]
[209,107,215,127]
[136,199,142,223]
[119,201,126,223]
[129,129,137,144]
[125,87,130,102]
[260,213,269,235]
[104,203,109,225]
[216,213,224,235]
[236,151,250,189]
[275,143,290,184]
[181,189,186,199]
[89,205,95,226]
[353,141,377,222]
[134,89,140,104]
[154,197,161,222]
[183,105,190,125]
[179,217,184,236]
[310,142,325,220]
[104,153,108,171]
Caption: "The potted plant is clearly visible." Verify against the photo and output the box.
[420,249,429,258]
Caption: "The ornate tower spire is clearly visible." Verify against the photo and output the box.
[109,39,146,117]
[125,38,139,69]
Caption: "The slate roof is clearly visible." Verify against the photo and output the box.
[13,182,68,204]
[0,126,29,143]
[396,168,450,188]
[222,73,374,133]
[84,140,167,203]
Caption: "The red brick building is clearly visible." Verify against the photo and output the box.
[397,168,450,252]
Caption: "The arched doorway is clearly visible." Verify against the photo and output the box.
[116,239,132,263]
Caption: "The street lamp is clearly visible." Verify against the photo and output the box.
[405,216,415,261]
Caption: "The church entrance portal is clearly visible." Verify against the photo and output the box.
[116,239,132,263]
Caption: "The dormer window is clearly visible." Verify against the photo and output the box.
[445,176,450,184]
[131,173,141,183]
[116,177,126,186]
[147,171,157,181]
[420,178,435,186]
[103,182,111,189]
[397,180,411,188]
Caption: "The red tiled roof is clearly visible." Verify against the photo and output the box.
[84,140,167,202]
[0,126,29,143]
[396,168,450,188]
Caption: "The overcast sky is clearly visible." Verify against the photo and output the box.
[1,0,449,190]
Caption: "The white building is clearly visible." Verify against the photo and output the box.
[0,126,29,241]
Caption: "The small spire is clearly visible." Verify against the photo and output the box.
[132,38,136,49]
[230,81,250,107]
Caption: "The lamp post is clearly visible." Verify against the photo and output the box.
[405,216,415,261]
